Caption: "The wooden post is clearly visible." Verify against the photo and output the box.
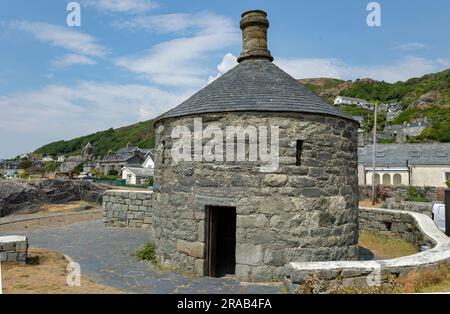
[371,103,378,205]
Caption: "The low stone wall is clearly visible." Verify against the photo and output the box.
[102,190,153,229]
[359,208,434,248]
[359,185,438,202]
[283,207,450,292]
[385,198,434,217]
[0,235,28,264]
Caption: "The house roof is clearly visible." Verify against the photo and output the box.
[102,146,147,162]
[358,144,450,167]
[123,166,153,177]
[155,59,354,122]
[143,149,154,160]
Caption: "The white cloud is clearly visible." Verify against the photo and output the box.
[83,0,158,14]
[115,12,240,87]
[394,42,426,51]
[0,81,191,158]
[275,56,449,83]
[208,53,238,83]
[52,54,96,68]
[10,21,107,58]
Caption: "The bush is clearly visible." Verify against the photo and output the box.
[135,242,157,264]
[74,162,84,173]
[18,169,28,178]
[446,179,450,188]
[108,169,119,176]
[379,187,392,201]
[144,177,154,187]
[407,186,431,202]
[91,168,101,177]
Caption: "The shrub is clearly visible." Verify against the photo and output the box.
[407,186,431,202]
[144,177,154,187]
[379,187,392,201]
[135,242,157,264]
[74,162,84,173]
[91,168,101,177]
[108,169,119,176]
[446,179,450,188]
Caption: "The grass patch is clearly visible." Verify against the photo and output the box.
[135,242,157,265]
[299,264,450,294]
[419,276,450,293]
[358,231,418,259]
[401,264,450,293]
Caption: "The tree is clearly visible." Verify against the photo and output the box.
[19,159,32,170]
[74,162,84,173]
[91,168,101,178]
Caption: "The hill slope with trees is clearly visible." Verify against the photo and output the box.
[34,69,449,158]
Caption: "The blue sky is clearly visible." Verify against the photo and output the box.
[0,0,449,159]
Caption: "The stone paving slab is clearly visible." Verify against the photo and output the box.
[2,220,283,294]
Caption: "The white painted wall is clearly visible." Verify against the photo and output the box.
[411,166,450,187]
[142,155,154,169]
[365,171,409,186]
[122,168,137,185]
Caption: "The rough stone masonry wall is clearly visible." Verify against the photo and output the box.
[153,111,359,281]
[359,185,438,202]
[102,190,153,231]
[0,236,28,264]
[284,207,450,292]
[359,208,434,249]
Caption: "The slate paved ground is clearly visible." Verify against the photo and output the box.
[4,220,283,294]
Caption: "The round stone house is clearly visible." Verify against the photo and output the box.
[152,10,359,282]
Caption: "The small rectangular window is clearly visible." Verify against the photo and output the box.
[296,140,303,166]
[161,140,166,165]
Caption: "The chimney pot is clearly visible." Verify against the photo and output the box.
[237,10,273,63]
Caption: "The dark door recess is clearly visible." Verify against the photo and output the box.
[207,206,236,277]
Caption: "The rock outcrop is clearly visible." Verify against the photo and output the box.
[0,179,107,217]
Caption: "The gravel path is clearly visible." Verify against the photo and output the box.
[3,220,283,294]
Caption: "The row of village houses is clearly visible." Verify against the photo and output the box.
[335,95,432,146]
[1,142,155,185]
[2,142,449,188]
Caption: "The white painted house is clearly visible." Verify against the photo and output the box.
[42,155,54,162]
[358,143,450,187]
[334,96,370,106]
[142,151,155,168]
[121,150,155,185]
[122,167,154,185]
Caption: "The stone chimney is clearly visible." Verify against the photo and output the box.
[237,10,273,63]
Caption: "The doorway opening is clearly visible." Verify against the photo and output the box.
[206,206,236,277]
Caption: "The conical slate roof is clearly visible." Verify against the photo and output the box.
[155,59,353,122]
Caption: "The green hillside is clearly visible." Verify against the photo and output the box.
[34,120,155,158]
[300,69,450,142]
[34,69,449,158]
